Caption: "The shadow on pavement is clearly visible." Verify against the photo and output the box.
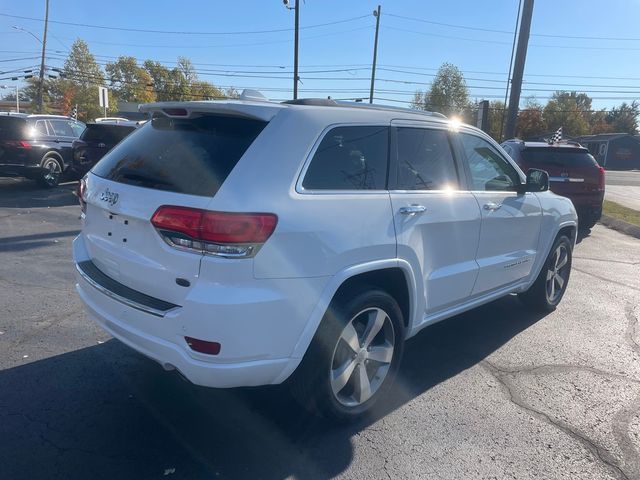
[0,230,80,252]
[0,179,78,208]
[0,295,548,480]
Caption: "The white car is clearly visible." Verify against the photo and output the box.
[74,96,577,419]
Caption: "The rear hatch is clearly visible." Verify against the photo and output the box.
[0,117,29,165]
[520,147,602,197]
[81,112,268,305]
[74,123,136,168]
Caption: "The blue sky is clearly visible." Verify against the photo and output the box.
[1,0,639,110]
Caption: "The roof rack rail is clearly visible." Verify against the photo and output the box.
[336,100,447,118]
[280,98,447,118]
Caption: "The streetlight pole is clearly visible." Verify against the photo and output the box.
[369,5,381,104]
[37,0,50,113]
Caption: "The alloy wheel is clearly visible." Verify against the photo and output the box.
[42,159,61,186]
[329,307,395,407]
[546,244,570,303]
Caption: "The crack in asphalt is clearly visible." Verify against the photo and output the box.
[484,363,640,386]
[481,360,631,480]
[625,304,640,358]
[574,256,640,265]
[572,267,640,292]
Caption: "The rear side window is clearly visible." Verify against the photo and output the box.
[48,119,75,137]
[0,117,26,139]
[302,126,388,190]
[521,148,598,167]
[395,128,458,190]
[81,124,136,145]
[91,114,267,197]
[34,120,48,136]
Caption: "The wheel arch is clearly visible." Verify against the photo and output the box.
[274,259,418,384]
[41,150,65,169]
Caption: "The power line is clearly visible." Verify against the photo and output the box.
[9,49,640,82]
[384,24,640,51]
[47,24,374,49]
[386,11,640,42]
[0,12,370,35]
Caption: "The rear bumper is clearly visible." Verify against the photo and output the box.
[73,234,327,388]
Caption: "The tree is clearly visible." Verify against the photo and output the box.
[105,56,156,104]
[606,101,639,134]
[516,98,547,139]
[412,63,469,117]
[59,39,110,120]
[487,100,506,141]
[20,77,54,112]
[143,60,188,101]
[589,109,612,134]
[543,91,591,137]
[189,80,223,101]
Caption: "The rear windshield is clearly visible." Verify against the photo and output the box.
[0,117,26,139]
[81,124,136,145]
[91,114,267,197]
[521,148,598,167]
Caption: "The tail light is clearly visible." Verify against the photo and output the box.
[77,177,87,214]
[4,140,32,149]
[151,206,277,258]
[597,166,605,192]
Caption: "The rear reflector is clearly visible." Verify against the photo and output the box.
[150,206,277,258]
[598,166,605,192]
[185,336,221,355]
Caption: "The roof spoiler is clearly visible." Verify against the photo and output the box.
[139,99,282,122]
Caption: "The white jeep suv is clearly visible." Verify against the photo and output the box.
[74,97,577,418]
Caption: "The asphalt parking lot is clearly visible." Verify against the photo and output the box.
[1,177,639,480]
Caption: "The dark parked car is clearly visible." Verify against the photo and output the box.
[502,140,605,229]
[0,113,85,187]
[71,120,141,177]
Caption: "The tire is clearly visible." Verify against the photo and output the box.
[289,287,405,420]
[579,214,599,231]
[37,155,63,188]
[518,235,572,312]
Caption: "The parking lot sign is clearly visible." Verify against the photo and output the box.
[98,86,109,115]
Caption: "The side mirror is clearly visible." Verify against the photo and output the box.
[524,168,549,193]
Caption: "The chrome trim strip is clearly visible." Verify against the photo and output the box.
[75,263,177,318]
[549,176,585,183]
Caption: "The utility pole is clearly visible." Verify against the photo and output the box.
[369,5,381,104]
[504,0,533,140]
[37,0,49,113]
[293,0,300,100]
[500,0,523,141]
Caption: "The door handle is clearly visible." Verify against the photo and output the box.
[483,202,502,211]
[399,205,426,216]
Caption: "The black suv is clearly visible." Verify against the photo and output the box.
[0,113,86,187]
[71,120,141,177]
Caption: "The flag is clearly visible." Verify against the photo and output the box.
[549,126,562,144]
[71,105,77,120]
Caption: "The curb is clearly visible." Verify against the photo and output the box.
[599,214,640,240]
